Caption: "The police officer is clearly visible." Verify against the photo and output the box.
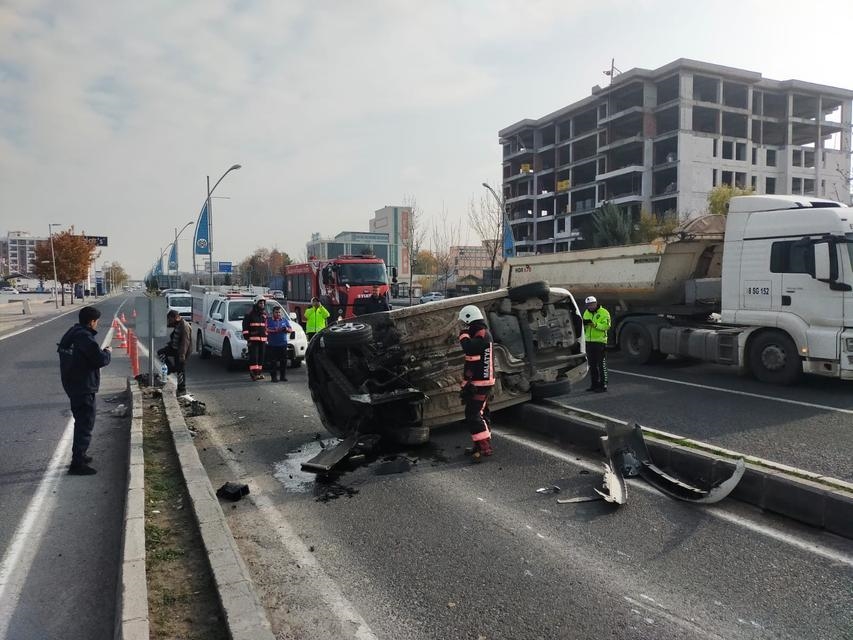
[583,295,611,392]
[458,304,494,460]
[304,297,330,341]
[242,298,268,381]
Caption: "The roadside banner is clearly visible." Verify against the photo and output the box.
[194,201,210,256]
[168,242,178,270]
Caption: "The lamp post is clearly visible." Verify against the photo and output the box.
[48,223,62,309]
[207,164,242,285]
[481,182,514,271]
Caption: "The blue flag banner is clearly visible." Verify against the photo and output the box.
[154,255,163,276]
[503,219,515,258]
[168,242,178,270]
[194,201,210,256]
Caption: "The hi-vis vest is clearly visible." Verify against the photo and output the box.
[460,324,494,387]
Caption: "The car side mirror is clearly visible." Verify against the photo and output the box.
[289,312,297,320]
[211,312,223,321]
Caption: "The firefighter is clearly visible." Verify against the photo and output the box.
[458,304,494,460]
[583,295,611,392]
[242,298,268,381]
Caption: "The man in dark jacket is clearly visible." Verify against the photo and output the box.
[242,298,268,381]
[361,285,390,315]
[157,310,192,394]
[58,306,112,475]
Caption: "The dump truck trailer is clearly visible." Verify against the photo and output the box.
[502,195,853,384]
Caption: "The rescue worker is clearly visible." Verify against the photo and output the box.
[361,285,390,314]
[265,305,293,382]
[458,304,494,460]
[157,309,192,394]
[242,298,268,381]
[304,297,330,341]
[583,295,611,392]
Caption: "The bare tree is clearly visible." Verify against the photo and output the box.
[430,204,462,296]
[402,194,429,304]
[468,187,504,289]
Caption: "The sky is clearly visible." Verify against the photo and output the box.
[1,0,852,278]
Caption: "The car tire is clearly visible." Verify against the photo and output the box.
[748,330,801,385]
[222,339,238,371]
[290,357,303,369]
[508,281,550,302]
[322,322,373,348]
[619,323,653,364]
[197,331,211,359]
[530,378,572,399]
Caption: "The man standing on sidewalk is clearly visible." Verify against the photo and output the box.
[583,295,611,393]
[157,309,192,394]
[57,305,112,475]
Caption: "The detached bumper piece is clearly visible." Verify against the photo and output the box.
[603,421,745,505]
[300,434,383,474]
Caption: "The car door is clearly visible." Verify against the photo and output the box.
[208,300,224,352]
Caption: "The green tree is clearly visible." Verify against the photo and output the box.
[592,203,633,247]
[33,229,97,305]
[412,249,438,275]
[238,248,292,286]
[632,210,679,243]
[707,185,754,215]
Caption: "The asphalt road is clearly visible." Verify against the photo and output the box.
[183,352,853,640]
[554,353,853,481]
[0,296,131,640]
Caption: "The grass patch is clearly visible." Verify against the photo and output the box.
[143,390,228,640]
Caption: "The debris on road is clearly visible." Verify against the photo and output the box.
[593,461,627,504]
[110,404,128,418]
[216,482,250,502]
[536,485,561,494]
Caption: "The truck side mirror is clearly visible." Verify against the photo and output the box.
[391,267,398,283]
[813,241,834,282]
[321,266,331,285]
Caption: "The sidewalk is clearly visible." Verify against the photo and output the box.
[0,295,101,339]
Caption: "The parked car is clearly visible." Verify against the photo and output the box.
[0,286,20,295]
[419,292,445,304]
[307,282,588,445]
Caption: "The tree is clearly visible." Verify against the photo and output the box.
[33,229,97,305]
[238,247,292,286]
[707,185,754,216]
[468,186,503,289]
[591,203,633,247]
[104,263,129,291]
[632,210,679,244]
[413,250,437,275]
[430,205,462,295]
[402,195,428,303]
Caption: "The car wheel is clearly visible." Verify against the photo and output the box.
[748,330,801,385]
[619,323,653,364]
[530,378,572,399]
[290,357,303,369]
[197,331,211,359]
[508,281,550,302]
[322,322,373,348]
[222,339,238,371]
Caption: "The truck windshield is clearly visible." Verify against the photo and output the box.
[337,263,387,285]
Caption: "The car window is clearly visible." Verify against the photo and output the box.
[228,301,254,321]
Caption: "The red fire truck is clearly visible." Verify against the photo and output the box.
[285,255,396,323]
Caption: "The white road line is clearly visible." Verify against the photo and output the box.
[493,428,853,569]
[0,327,116,639]
[610,368,853,415]
[0,307,77,342]
[202,422,379,640]
[0,418,73,637]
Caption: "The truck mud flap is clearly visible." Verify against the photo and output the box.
[301,434,360,473]
[602,421,744,505]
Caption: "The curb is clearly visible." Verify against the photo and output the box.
[506,402,853,540]
[115,377,149,640]
[160,382,275,640]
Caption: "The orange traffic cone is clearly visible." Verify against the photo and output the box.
[115,325,124,341]
[112,318,119,330]
[119,329,128,350]
[121,312,127,324]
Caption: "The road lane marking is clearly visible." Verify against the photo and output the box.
[0,296,128,343]
[493,428,853,569]
[0,418,73,637]
[609,368,853,415]
[202,419,379,640]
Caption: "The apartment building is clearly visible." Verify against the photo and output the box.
[3,231,47,275]
[499,58,852,254]
[369,205,412,278]
[306,230,391,265]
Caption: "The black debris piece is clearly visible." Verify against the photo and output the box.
[216,482,250,501]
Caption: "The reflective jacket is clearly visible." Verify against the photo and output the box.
[304,305,330,333]
[242,303,268,343]
[583,306,611,344]
[459,320,494,387]
[266,315,293,347]
[57,323,111,396]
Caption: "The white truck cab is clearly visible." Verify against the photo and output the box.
[191,287,308,370]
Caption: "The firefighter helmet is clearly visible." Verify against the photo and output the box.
[458,305,483,323]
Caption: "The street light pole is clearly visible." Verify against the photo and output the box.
[173,220,194,286]
[481,183,513,281]
[206,164,242,286]
[48,223,61,309]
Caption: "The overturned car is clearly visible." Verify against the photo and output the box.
[306,282,588,446]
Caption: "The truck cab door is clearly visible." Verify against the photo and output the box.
[779,240,844,360]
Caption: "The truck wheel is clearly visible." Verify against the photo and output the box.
[530,378,572,398]
[222,339,238,371]
[619,323,653,364]
[197,331,211,359]
[322,322,373,348]
[748,331,801,385]
[508,281,550,302]
[289,357,304,369]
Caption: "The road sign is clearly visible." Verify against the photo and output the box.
[85,235,109,246]
[218,261,233,273]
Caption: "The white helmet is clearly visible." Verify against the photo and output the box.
[458,305,483,323]
[584,296,597,305]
